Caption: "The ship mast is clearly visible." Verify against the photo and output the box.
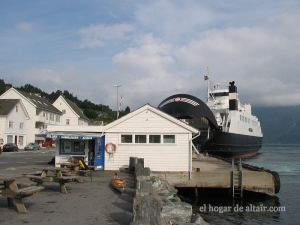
[206,67,210,101]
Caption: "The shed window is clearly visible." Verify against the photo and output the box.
[121,135,133,143]
[149,135,161,143]
[163,135,175,143]
[135,135,146,143]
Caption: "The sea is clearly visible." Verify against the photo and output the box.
[180,145,300,225]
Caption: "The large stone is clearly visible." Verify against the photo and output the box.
[192,214,209,225]
[151,176,177,200]
[160,201,193,224]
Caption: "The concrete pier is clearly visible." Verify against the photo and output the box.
[153,154,279,196]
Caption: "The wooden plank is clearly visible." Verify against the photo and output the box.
[14,198,27,213]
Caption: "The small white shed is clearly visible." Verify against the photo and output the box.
[104,104,198,171]
[48,104,198,172]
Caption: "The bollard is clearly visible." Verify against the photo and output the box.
[129,157,138,172]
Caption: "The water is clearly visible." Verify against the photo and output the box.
[183,145,300,225]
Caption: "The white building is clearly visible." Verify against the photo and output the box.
[0,99,30,148]
[52,95,89,126]
[48,104,198,172]
[0,88,62,145]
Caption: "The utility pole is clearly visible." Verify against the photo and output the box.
[113,84,121,119]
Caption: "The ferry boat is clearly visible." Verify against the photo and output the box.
[158,80,263,158]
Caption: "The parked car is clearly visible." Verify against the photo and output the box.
[24,143,40,151]
[3,143,19,152]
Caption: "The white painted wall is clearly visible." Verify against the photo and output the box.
[105,132,191,171]
[0,89,36,143]
[0,101,29,148]
[53,96,88,126]
[105,109,193,171]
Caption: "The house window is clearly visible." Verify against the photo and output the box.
[7,135,13,143]
[56,115,60,122]
[121,135,132,143]
[135,135,147,143]
[8,121,13,129]
[46,113,48,120]
[16,105,18,112]
[20,122,24,129]
[18,136,24,146]
[43,112,46,117]
[62,109,66,114]
[149,135,161,143]
[163,135,175,143]
[50,113,54,121]
[66,119,70,125]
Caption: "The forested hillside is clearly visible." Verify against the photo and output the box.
[0,79,130,123]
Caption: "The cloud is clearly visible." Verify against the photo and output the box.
[16,21,34,32]
[78,23,134,48]
[111,34,203,108]
[174,11,300,106]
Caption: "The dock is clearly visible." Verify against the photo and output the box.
[153,154,279,196]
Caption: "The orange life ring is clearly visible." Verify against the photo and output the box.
[105,143,117,154]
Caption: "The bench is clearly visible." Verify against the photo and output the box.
[24,168,80,194]
[0,176,44,213]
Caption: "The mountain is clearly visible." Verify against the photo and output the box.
[0,79,130,123]
[253,106,300,144]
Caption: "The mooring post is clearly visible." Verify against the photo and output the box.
[194,187,198,201]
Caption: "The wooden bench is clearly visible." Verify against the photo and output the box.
[24,168,80,194]
[0,176,44,213]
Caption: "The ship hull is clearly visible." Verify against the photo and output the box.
[203,132,263,158]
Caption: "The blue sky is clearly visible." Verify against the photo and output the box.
[1,0,300,109]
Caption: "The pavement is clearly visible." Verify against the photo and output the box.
[0,149,133,225]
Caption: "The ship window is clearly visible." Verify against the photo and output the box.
[213,92,229,97]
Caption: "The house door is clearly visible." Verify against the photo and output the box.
[14,136,17,145]
[92,136,105,170]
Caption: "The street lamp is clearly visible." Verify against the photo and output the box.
[113,84,121,119]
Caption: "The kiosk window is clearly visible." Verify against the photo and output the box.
[60,140,85,155]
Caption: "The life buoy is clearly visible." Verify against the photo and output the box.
[105,143,117,154]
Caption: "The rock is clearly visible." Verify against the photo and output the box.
[151,176,177,200]
[192,214,209,225]
[161,201,193,224]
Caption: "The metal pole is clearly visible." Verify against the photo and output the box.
[113,84,121,119]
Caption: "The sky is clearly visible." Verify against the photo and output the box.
[1,0,300,110]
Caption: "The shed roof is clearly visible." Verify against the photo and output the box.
[104,104,199,133]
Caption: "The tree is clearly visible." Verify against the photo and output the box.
[0,79,5,95]
[125,106,130,113]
